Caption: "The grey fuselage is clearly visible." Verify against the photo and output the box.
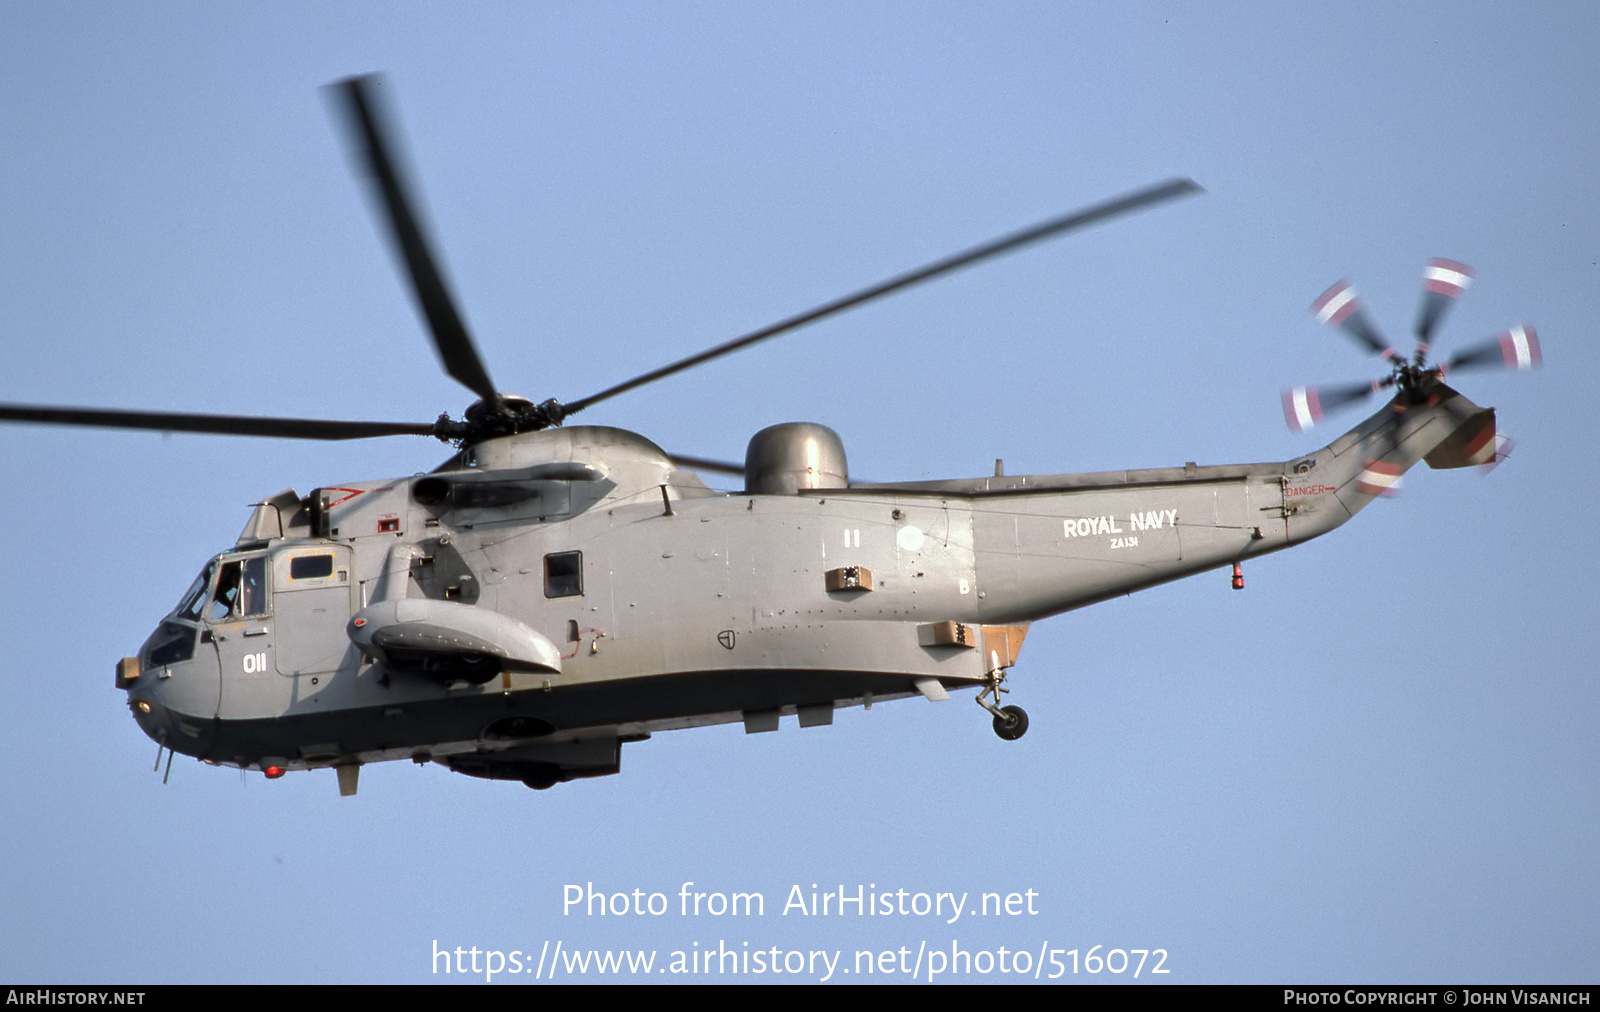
[123,385,1491,785]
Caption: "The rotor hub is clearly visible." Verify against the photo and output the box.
[445,395,570,446]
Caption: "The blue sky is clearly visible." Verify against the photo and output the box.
[1,2,1595,984]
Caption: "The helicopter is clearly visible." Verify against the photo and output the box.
[0,77,1538,793]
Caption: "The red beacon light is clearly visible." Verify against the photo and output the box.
[1231,562,1244,590]
[264,765,286,779]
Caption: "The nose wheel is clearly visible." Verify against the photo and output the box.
[975,659,1029,741]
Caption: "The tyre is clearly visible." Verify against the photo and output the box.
[992,704,1029,741]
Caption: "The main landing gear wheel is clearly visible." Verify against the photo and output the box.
[992,705,1029,741]
[975,661,1028,741]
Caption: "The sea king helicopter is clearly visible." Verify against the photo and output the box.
[1,77,1538,793]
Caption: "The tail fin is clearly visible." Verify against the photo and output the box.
[1305,382,1487,520]
[1424,406,1499,470]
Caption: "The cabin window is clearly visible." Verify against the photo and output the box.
[544,551,583,598]
[290,554,335,580]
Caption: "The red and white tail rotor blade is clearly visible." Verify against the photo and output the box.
[1281,380,1381,433]
[1414,258,1474,361]
[1444,325,1541,374]
[1311,280,1396,359]
[1478,433,1514,474]
[1354,458,1404,497]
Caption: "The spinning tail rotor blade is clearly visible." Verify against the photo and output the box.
[1311,280,1397,359]
[1444,325,1541,373]
[558,178,1203,419]
[334,75,499,404]
[1354,456,1404,497]
[1478,433,1514,474]
[1414,258,1473,359]
[1356,399,1416,500]
[1281,380,1382,432]
[1289,265,1535,496]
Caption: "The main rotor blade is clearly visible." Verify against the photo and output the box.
[0,404,437,441]
[334,75,499,403]
[667,452,875,485]
[667,453,745,476]
[559,178,1202,418]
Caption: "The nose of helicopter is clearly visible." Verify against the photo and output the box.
[119,623,222,753]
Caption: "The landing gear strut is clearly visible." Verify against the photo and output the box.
[974,658,1028,741]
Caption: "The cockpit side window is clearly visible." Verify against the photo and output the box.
[239,556,267,617]
[210,562,242,621]
[208,556,269,622]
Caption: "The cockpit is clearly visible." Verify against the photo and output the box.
[140,553,271,669]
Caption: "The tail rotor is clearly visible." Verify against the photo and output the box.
[1282,259,1538,435]
[1282,259,1537,496]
